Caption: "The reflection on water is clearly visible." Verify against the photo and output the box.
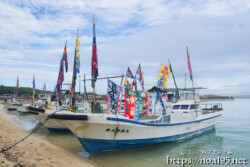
[89,129,222,167]
[2,99,250,167]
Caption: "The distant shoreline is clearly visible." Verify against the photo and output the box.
[200,97,234,101]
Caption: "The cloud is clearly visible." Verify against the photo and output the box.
[1,0,250,96]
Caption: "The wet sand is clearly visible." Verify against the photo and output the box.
[0,107,98,167]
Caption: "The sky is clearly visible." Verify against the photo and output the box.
[0,0,250,96]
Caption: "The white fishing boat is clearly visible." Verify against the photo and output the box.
[49,91,222,153]
[27,102,91,132]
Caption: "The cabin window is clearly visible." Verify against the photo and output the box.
[172,105,180,110]
[190,105,198,110]
[180,105,189,110]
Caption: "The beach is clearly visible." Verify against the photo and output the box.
[0,106,98,167]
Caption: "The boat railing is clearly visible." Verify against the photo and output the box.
[201,103,223,111]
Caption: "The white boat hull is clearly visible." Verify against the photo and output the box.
[32,113,69,132]
[57,111,222,153]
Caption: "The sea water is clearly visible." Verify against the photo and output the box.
[2,98,250,167]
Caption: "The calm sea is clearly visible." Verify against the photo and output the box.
[2,98,250,167]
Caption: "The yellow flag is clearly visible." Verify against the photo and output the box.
[157,65,170,90]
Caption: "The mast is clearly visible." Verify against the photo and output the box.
[168,59,179,99]
[79,74,81,97]
[93,68,95,113]
[83,74,88,101]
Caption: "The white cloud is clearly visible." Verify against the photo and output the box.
[1,0,250,96]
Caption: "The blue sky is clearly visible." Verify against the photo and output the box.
[0,0,250,96]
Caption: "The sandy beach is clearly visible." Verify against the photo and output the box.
[0,106,98,167]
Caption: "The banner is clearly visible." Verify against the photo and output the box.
[124,78,133,90]
[157,93,166,115]
[63,41,68,72]
[147,92,157,116]
[91,16,99,87]
[107,95,111,114]
[145,91,149,116]
[187,47,193,81]
[124,88,140,121]
[116,87,124,113]
[126,67,134,79]
[157,65,170,90]
[76,32,80,74]
[107,80,120,114]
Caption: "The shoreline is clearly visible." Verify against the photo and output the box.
[0,106,99,167]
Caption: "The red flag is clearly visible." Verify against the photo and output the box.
[91,16,99,87]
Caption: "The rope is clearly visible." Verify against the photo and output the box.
[0,110,59,153]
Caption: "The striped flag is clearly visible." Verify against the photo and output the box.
[187,47,193,81]
[141,72,144,90]
[63,41,68,72]
[135,64,142,82]
[75,32,80,74]
[32,74,35,100]
[71,31,78,106]
[126,67,134,79]
[91,16,99,87]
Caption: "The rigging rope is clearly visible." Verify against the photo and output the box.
[0,110,59,153]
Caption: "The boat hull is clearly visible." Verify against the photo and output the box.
[32,113,69,132]
[58,112,222,153]
[78,125,215,153]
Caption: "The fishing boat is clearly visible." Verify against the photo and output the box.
[49,89,222,153]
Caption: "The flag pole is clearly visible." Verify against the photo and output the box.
[93,68,95,113]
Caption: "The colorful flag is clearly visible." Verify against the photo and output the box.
[157,65,170,90]
[75,32,80,74]
[126,67,134,79]
[107,95,111,114]
[141,72,144,90]
[145,91,149,116]
[71,34,78,107]
[15,76,19,100]
[107,80,120,114]
[187,47,193,81]
[135,64,142,83]
[157,93,166,115]
[124,78,133,90]
[91,16,99,87]
[161,92,168,111]
[63,41,68,72]
[32,74,35,100]
[147,92,157,116]
[43,82,46,94]
[57,58,64,85]
[132,79,137,91]
[117,87,124,113]
[56,58,64,102]
[124,88,140,121]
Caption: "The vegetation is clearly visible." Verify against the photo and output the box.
[0,85,45,97]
